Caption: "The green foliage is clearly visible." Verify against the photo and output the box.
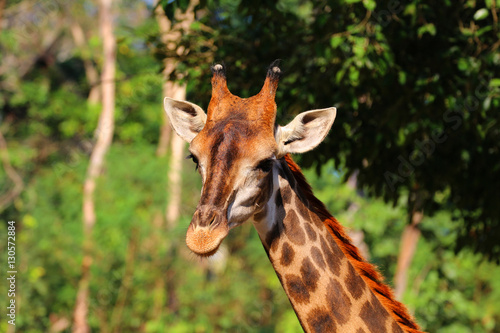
[170,0,500,258]
[1,0,500,331]
[305,161,500,332]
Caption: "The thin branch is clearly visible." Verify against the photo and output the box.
[69,20,101,104]
[330,10,372,38]
[0,0,6,34]
[394,209,423,300]
[0,131,24,212]
[73,0,116,332]
[491,0,498,32]
[154,1,174,157]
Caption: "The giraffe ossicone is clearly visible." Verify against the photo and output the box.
[163,62,423,333]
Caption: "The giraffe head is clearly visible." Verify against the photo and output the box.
[164,62,336,257]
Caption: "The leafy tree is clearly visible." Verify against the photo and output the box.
[1,0,499,332]
[165,0,500,258]
[306,161,500,332]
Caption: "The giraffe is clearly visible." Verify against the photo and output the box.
[163,61,423,333]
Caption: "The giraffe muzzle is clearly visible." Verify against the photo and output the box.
[186,206,229,257]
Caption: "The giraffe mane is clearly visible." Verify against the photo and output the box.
[284,154,423,333]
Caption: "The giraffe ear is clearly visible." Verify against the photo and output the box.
[276,107,336,157]
[164,97,207,143]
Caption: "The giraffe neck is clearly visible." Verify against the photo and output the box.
[253,155,420,333]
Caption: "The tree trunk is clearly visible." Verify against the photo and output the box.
[69,21,101,104]
[154,0,198,226]
[394,209,423,300]
[154,0,199,158]
[154,3,174,157]
[166,87,186,227]
[73,0,116,332]
[147,4,198,321]
[0,130,24,211]
[0,0,6,34]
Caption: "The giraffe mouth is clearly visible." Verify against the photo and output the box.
[185,222,229,257]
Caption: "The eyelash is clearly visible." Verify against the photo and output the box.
[186,154,199,170]
[256,158,274,173]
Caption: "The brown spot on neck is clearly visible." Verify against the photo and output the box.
[304,223,317,241]
[326,278,352,325]
[300,258,320,292]
[346,262,365,300]
[319,235,342,274]
[311,246,326,270]
[284,210,306,245]
[359,298,392,333]
[306,308,337,333]
[280,242,295,267]
[285,273,310,304]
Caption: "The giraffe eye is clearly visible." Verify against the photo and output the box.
[186,154,199,170]
[256,158,274,173]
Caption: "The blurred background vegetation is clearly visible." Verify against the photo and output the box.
[0,0,499,332]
